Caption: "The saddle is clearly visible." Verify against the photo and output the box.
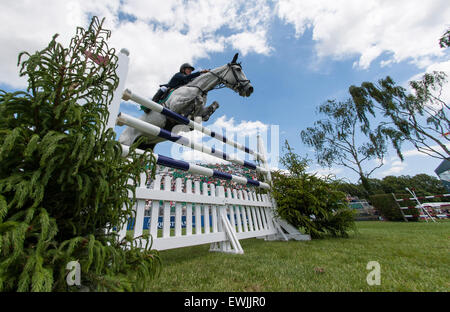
[143,84,195,132]
[141,85,173,113]
[152,84,171,103]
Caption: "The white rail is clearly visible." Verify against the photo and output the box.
[121,172,277,253]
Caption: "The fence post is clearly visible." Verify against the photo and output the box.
[107,48,130,131]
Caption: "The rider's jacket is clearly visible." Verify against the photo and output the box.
[150,71,203,108]
[167,71,202,89]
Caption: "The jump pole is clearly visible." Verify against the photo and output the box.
[120,144,270,189]
[116,112,268,174]
[122,88,264,161]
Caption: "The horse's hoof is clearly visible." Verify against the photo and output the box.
[202,101,220,121]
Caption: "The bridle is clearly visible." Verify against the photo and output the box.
[188,63,251,95]
[210,62,251,93]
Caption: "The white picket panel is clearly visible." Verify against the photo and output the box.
[243,192,255,232]
[255,194,264,230]
[133,172,147,239]
[133,200,145,239]
[227,188,236,232]
[239,190,249,232]
[194,181,202,235]
[162,176,171,238]
[118,178,134,241]
[213,187,226,251]
[233,190,243,233]
[251,192,262,231]
[203,183,210,234]
[175,178,182,237]
[122,175,281,252]
[150,177,161,237]
[186,180,193,236]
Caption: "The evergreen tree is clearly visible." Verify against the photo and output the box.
[271,141,356,239]
[0,17,160,292]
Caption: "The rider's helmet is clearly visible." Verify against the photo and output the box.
[180,63,195,73]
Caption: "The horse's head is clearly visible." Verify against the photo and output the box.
[222,53,254,97]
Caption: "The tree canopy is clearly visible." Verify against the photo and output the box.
[301,99,387,194]
[349,72,449,161]
[439,28,450,48]
[333,173,447,199]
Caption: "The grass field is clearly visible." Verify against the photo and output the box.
[145,221,449,292]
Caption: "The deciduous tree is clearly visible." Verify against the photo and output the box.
[349,71,449,160]
[301,99,386,194]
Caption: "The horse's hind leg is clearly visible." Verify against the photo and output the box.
[133,136,156,151]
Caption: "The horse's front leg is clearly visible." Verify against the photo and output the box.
[190,96,220,122]
[192,95,206,117]
[185,95,206,120]
[199,101,219,122]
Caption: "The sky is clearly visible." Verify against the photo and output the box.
[1,0,449,184]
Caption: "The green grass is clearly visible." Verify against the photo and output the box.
[144,221,450,292]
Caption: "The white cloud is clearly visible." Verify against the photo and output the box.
[0,0,273,96]
[168,115,271,164]
[211,115,268,137]
[378,156,406,176]
[227,29,272,56]
[406,60,450,105]
[373,157,384,167]
[402,144,450,158]
[276,0,450,69]
[402,149,427,158]
[308,167,343,179]
[4,0,449,96]
[378,143,450,176]
[381,164,406,176]
[179,148,229,164]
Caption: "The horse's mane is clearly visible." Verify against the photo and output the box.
[187,64,228,87]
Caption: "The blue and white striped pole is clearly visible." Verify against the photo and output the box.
[122,89,264,161]
[116,112,268,174]
[121,145,270,189]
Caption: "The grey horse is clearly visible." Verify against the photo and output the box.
[118,53,253,150]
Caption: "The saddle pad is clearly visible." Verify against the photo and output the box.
[140,89,176,112]
[159,89,175,105]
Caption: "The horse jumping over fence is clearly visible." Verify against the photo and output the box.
[107,49,310,254]
[118,53,253,150]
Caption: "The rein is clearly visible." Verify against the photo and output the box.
[187,63,250,95]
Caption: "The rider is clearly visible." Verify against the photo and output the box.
[149,63,209,108]
[168,63,209,89]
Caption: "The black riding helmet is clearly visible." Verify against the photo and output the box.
[180,63,195,73]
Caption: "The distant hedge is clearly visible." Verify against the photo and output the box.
[369,194,419,221]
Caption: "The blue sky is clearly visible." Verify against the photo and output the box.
[1,0,449,184]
